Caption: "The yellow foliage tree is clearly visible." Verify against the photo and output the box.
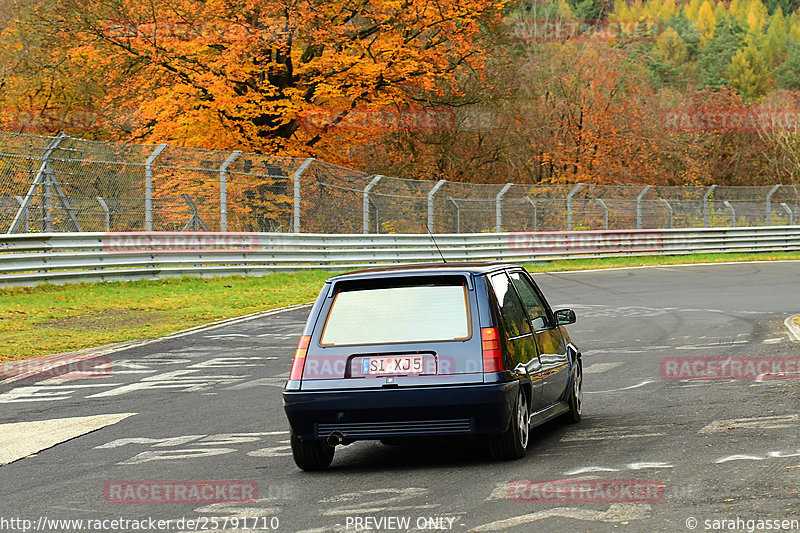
[697,0,717,39]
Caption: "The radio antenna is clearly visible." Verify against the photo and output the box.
[425,223,447,263]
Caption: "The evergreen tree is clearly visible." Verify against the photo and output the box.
[668,12,703,58]
[566,0,604,20]
[698,17,746,89]
[775,39,800,89]
[764,0,800,15]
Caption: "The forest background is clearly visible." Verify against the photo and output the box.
[2,0,800,187]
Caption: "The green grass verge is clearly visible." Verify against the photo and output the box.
[0,271,331,361]
[2,251,799,361]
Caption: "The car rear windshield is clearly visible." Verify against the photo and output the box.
[320,276,471,346]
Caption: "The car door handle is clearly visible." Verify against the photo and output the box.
[513,363,529,377]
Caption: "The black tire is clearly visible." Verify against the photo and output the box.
[562,360,582,423]
[489,388,529,460]
[291,436,335,471]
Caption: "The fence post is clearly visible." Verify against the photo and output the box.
[97,197,110,232]
[636,185,652,230]
[661,199,673,229]
[496,183,513,232]
[292,158,314,234]
[427,179,447,232]
[566,183,583,230]
[8,133,67,234]
[13,196,29,232]
[596,198,609,230]
[145,143,168,232]
[781,203,794,225]
[448,197,460,233]
[766,184,781,226]
[523,196,537,231]
[219,150,241,232]
[363,175,383,234]
[182,194,209,231]
[703,185,717,228]
[722,200,736,227]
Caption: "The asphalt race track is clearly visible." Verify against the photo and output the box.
[1,262,799,533]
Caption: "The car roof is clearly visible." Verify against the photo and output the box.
[326,262,524,283]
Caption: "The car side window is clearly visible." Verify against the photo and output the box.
[509,271,551,331]
[489,273,531,339]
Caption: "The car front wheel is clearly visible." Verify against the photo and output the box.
[291,436,335,470]
[489,388,529,460]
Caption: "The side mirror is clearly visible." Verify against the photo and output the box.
[555,309,576,325]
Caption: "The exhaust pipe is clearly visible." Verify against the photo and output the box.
[327,431,344,447]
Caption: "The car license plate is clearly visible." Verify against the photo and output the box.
[362,355,423,375]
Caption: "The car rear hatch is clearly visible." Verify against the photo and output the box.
[299,273,485,391]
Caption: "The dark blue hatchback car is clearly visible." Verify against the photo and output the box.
[283,263,581,470]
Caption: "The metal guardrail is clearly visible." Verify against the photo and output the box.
[1,227,799,286]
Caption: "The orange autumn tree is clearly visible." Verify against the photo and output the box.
[39,0,507,158]
[531,42,665,185]
[0,0,507,229]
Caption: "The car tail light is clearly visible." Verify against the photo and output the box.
[481,327,503,372]
[289,335,311,380]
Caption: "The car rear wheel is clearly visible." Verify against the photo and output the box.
[489,388,529,460]
[291,436,335,471]
[562,361,582,423]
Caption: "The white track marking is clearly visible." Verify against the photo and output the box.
[563,466,620,475]
[0,413,136,466]
[560,426,664,442]
[468,503,651,532]
[698,414,799,433]
[583,362,623,374]
[585,380,656,394]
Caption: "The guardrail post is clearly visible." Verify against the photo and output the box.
[596,198,609,230]
[292,158,314,233]
[636,185,652,229]
[219,150,241,232]
[427,179,447,232]
[723,200,736,227]
[97,197,110,232]
[9,133,67,234]
[363,175,383,234]
[448,197,461,233]
[496,183,513,232]
[145,143,168,232]
[523,196,537,231]
[781,202,794,225]
[13,196,29,233]
[703,185,717,228]
[766,184,781,226]
[566,183,583,230]
[661,199,673,229]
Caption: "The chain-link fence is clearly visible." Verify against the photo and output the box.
[1,131,799,234]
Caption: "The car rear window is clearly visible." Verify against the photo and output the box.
[320,277,471,346]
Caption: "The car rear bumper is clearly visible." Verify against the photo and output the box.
[283,381,518,441]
